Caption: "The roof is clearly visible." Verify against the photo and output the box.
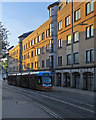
[18,30,34,38]
[47,2,59,10]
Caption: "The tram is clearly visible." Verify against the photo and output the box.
[8,71,53,91]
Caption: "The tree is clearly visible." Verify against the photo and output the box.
[0,22,10,59]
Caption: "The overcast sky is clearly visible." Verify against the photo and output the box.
[2,2,53,47]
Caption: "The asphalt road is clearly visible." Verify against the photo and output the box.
[2,81,95,119]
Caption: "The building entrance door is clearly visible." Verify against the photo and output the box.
[56,73,61,86]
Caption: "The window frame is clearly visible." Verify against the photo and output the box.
[73,31,79,43]
[74,9,81,22]
[65,15,70,27]
[42,32,45,40]
[73,52,79,64]
[67,54,71,65]
[86,24,94,39]
[58,38,62,48]
[86,1,93,15]
[58,21,62,31]
[58,56,62,66]
[66,34,71,45]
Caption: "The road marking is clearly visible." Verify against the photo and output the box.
[5,84,94,113]
[34,103,62,119]
[73,100,94,107]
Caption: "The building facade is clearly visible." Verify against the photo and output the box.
[8,1,96,91]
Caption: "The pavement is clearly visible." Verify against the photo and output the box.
[52,86,94,97]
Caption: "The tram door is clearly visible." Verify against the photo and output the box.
[57,73,61,86]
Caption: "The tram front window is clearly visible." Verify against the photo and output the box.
[42,77,51,84]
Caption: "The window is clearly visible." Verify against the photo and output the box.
[46,44,49,52]
[46,29,49,37]
[42,60,45,68]
[67,54,71,65]
[31,63,33,69]
[38,35,41,42]
[41,46,45,54]
[86,26,90,38]
[58,21,62,30]
[66,0,71,4]
[26,43,28,49]
[65,16,70,27]
[86,1,93,15]
[38,48,40,55]
[27,64,30,69]
[49,23,53,36]
[90,25,94,37]
[35,62,36,68]
[49,40,53,52]
[59,4,63,10]
[90,49,94,62]
[24,45,25,50]
[86,49,94,63]
[46,59,50,68]
[35,62,38,68]
[35,49,38,56]
[66,35,71,45]
[31,40,34,45]
[74,32,79,42]
[58,56,62,66]
[49,24,52,36]
[86,25,94,38]
[35,38,37,44]
[74,9,81,21]
[27,53,30,58]
[42,32,45,40]
[49,8,52,17]
[86,50,90,62]
[74,53,79,64]
[58,38,62,48]
[29,42,31,48]
[31,51,33,57]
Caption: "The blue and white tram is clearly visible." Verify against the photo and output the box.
[8,71,53,91]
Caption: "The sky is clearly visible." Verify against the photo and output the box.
[2,2,53,47]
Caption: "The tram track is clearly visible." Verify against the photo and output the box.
[3,84,94,118]
[3,85,79,119]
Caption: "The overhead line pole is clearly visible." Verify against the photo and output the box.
[71,0,74,68]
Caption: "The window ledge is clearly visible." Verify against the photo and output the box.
[74,18,81,22]
[58,47,62,49]
[86,11,94,16]
[85,36,94,40]
[65,24,71,28]
[73,41,79,44]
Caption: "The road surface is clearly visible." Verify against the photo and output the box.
[2,81,95,119]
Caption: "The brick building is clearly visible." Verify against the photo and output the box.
[8,1,96,91]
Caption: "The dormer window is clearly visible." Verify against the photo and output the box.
[49,8,52,17]
[59,4,63,10]
[49,7,54,17]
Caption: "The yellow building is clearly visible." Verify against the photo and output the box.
[8,1,96,91]
[8,44,19,73]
